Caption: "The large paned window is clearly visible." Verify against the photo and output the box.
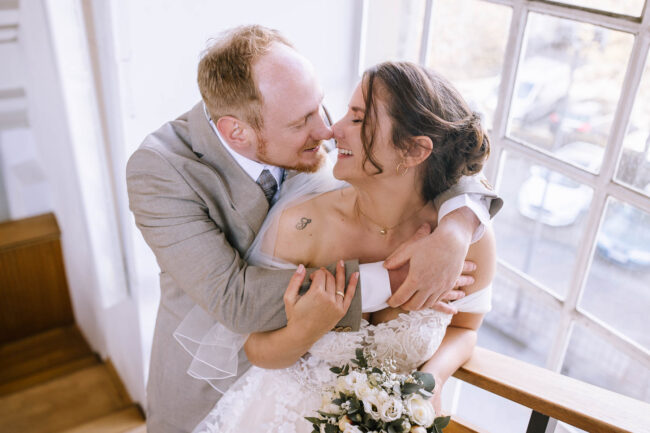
[360,1,650,431]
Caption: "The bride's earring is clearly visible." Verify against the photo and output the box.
[396,161,409,176]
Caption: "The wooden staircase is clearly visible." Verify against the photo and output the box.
[0,214,145,433]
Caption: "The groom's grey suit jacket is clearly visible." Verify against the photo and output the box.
[126,102,502,433]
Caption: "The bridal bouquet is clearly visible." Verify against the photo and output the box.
[306,348,450,433]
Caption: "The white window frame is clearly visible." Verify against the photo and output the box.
[357,0,650,380]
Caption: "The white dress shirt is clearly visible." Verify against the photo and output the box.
[203,105,490,313]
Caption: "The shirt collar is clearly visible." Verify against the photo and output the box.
[203,103,283,186]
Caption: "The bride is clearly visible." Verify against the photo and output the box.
[189,61,496,432]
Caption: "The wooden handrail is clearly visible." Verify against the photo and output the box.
[453,346,650,433]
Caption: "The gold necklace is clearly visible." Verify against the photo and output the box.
[355,198,429,236]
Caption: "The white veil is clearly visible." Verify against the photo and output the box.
[173,151,347,392]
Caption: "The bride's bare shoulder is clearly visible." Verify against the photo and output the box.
[273,187,352,266]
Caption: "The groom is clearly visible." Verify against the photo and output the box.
[127,25,502,433]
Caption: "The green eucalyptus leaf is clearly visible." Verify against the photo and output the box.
[317,410,340,418]
[412,371,436,392]
[330,366,342,375]
[402,383,422,394]
[434,416,451,429]
[305,417,322,424]
[324,424,339,433]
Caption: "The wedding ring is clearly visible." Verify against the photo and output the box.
[336,291,345,298]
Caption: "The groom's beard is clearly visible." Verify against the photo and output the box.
[256,137,326,173]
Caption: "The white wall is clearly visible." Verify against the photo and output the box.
[8,0,362,407]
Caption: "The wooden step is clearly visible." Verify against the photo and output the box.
[0,364,133,433]
[0,354,99,396]
[0,213,74,344]
[0,325,96,395]
[61,405,145,433]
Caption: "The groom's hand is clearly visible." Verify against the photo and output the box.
[283,262,358,343]
[384,208,478,311]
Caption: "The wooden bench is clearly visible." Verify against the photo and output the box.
[446,347,650,433]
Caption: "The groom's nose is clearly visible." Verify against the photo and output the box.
[311,114,334,141]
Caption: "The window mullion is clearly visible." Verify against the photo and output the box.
[606,182,650,214]
[356,0,370,78]
[546,26,650,374]
[491,2,527,142]
[545,182,608,370]
[526,1,642,33]
[500,137,599,186]
[418,0,434,65]
[574,311,650,370]
[497,260,564,309]
[599,32,650,189]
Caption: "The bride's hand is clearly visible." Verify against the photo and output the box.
[283,262,359,342]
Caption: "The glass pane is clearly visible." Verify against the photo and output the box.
[494,151,594,297]
[562,323,650,403]
[480,275,561,366]
[508,13,634,173]
[427,0,512,130]
[616,53,650,198]
[456,382,532,432]
[362,0,426,70]
[551,0,645,17]
[579,199,650,350]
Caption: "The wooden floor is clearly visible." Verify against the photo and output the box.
[0,325,145,433]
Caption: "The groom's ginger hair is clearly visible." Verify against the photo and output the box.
[197,25,293,131]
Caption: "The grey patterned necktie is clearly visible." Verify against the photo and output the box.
[257,169,278,205]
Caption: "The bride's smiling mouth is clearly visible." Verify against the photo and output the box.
[337,147,353,158]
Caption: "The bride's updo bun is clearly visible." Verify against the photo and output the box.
[360,61,490,201]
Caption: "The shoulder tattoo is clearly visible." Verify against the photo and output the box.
[295,217,312,230]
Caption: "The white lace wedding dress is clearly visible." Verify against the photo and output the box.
[179,154,492,433]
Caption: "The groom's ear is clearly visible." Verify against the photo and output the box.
[216,116,254,151]
[403,136,433,168]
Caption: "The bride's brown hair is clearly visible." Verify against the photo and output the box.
[360,61,490,201]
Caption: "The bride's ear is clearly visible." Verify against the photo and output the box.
[402,136,433,168]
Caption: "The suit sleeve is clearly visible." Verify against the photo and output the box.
[433,173,504,218]
[126,147,362,334]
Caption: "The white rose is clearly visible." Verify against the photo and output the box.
[410,426,427,433]
[336,371,366,394]
[379,397,404,422]
[353,380,374,400]
[362,394,382,420]
[404,394,435,427]
[376,390,391,405]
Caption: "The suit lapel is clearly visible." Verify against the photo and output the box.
[186,102,269,233]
